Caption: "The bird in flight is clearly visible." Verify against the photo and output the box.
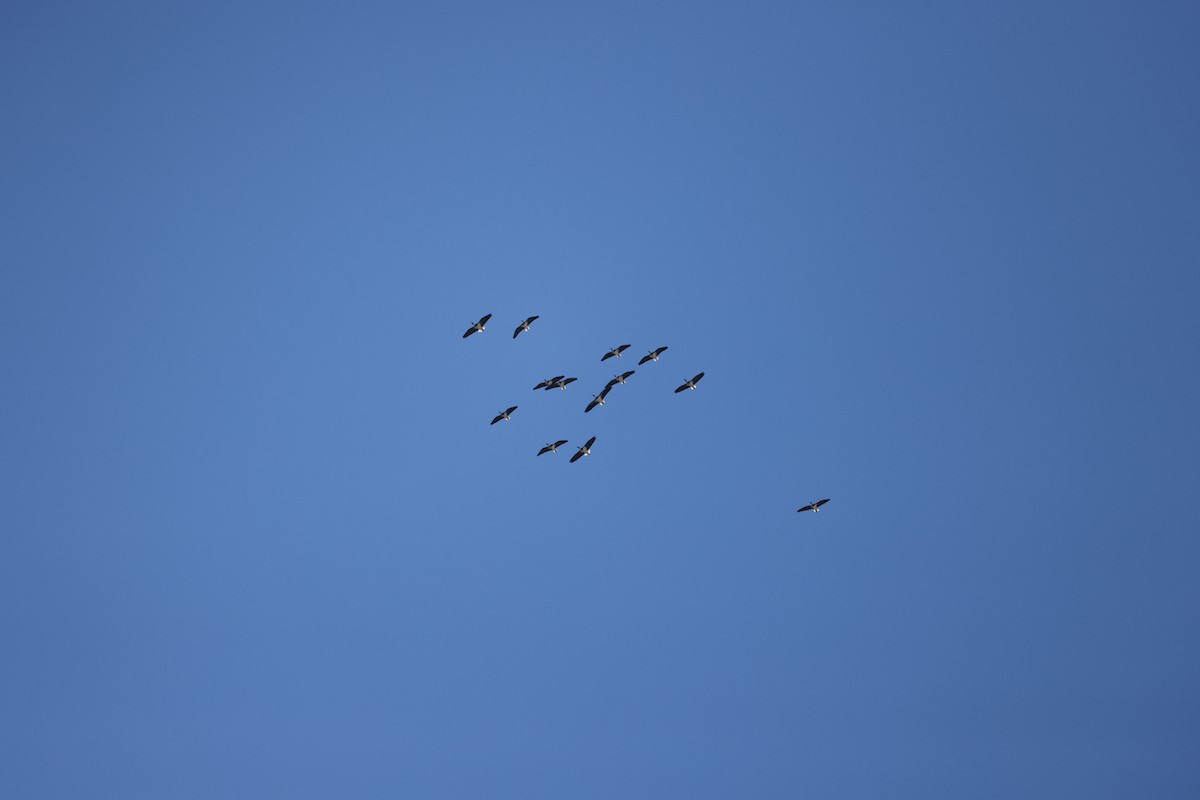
[674,372,705,393]
[797,499,831,513]
[638,346,668,365]
[602,344,631,361]
[513,316,539,339]
[584,386,612,413]
[490,406,518,425]
[569,436,597,463]
[605,370,635,389]
[533,375,565,390]
[462,313,492,338]
[544,377,577,390]
[537,439,569,456]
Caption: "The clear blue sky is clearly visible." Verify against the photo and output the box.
[2,1,1198,796]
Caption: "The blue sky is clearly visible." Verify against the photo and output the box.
[2,1,1198,796]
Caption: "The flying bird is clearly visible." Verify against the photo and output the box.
[544,377,577,390]
[533,375,565,390]
[490,406,518,425]
[569,436,597,463]
[797,499,831,513]
[537,440,569,456]
[638,346,668,365]
[674,372,705,393]
[513,316,539,339]
[605,370,635,389]
[462,313,492,338]
[602,344,631,361]
[584,386,612,413]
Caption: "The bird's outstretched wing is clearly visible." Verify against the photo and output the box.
[478,314,492,326]
[674,383,688,393]
[533,380,549,390]
[814,498,830,508]
[638,353,652,364]
[569,450,584,463]
[505,406,518,415]
[490,414,504,425]
[513,323,523,339]
[537,445,552,456]
[617,344,630,354]
[585,398,600,413]
[797,504,814,513]
[584,436,596,449]
[601,350,615,361]
[463,326,477,338]
[560,377,577,387]
[526,315,539,324]
[691,372,704,385]
[554,439,568,448]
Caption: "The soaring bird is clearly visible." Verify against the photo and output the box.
[674,372,705,393]
[584,386,612,413]
[605,370,635,389]
[537,439,569,456]
[513,316,539,339]
[569,436,597,463]
[544,377,577,390]
[533,375,565,390]
[602,344,631,361]
[797,499,831,513]
[638,346,668,365]
[490,406,518,425]
[462,313,492,338]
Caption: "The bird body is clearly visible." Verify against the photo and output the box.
[797,499,831,513]
[537,439,569,456]
[570,436,597,463]
[602,344,631,361]
[462,313,492,338]
[545,377,577,390]
[490,405,518,425]
[638,346,668,365]
[513,316,539,339]
[674,372,705,393]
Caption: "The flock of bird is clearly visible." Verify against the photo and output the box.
[464,312,830,516]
